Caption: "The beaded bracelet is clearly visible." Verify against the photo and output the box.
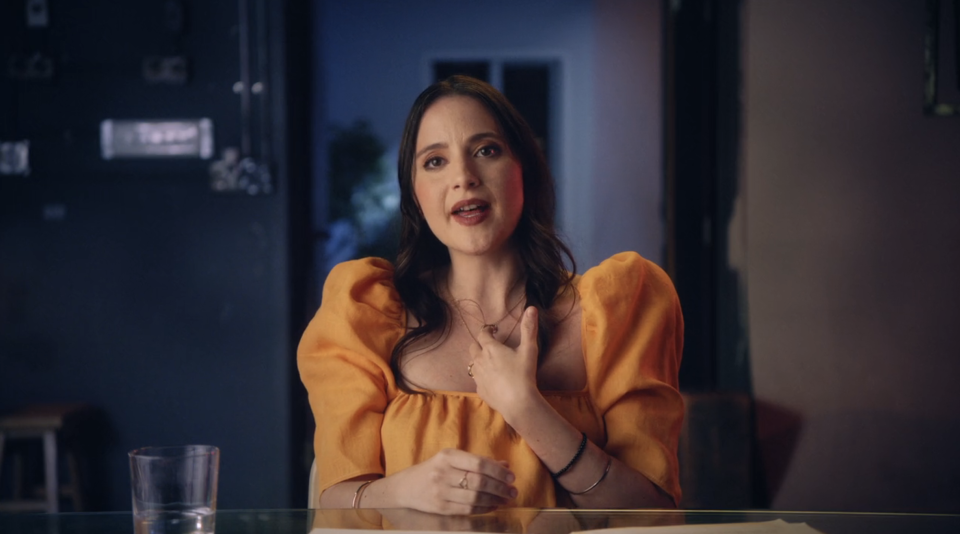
[567,457,612,495]
[352,480,374,508]
[552,432,588,477]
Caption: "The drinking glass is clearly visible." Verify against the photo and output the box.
[129,445,219,534]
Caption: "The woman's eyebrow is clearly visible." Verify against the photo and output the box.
[415,132,502,160]
[415,142,446,160]
[468,131,500,142]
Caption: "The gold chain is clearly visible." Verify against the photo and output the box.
[454,299,524,345]
[450,278,526,343]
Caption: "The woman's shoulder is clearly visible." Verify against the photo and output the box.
[575,251,677,311]
[578,251,672,290]
[326,256,395,283]
[322,257,403,321]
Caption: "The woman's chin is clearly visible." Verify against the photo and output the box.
[445,238,519,260]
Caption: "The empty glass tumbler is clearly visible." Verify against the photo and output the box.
[129,445,220,534]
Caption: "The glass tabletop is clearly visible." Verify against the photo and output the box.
[1,508,958,534]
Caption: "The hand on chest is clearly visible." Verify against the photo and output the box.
[399,305,585,394]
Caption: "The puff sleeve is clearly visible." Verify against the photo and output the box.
[297,257,405,494]
[579,252,685,505]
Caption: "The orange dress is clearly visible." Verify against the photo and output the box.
[297,252,684,507]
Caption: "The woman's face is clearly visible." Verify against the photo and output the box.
[413,96,524,259]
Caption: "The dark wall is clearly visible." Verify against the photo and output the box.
[743,0,960,512]
[0,0,304,510]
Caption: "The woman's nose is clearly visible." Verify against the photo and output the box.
[453,158,480,190]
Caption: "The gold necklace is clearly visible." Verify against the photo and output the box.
[450,278,525,340]
[454,298,524,345]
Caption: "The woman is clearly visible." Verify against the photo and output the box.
[298,75,684,515]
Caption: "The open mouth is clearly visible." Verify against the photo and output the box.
[451,199,490,219]
[452,203,489,217]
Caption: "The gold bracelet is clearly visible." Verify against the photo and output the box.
[352,480,374,508]
[567,457,612,495]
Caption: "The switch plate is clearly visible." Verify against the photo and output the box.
[26,0,49,27]
[0,141,30,176]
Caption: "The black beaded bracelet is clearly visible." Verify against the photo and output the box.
[552,432,588,477]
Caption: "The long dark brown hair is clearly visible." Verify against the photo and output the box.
[390,75,576,391]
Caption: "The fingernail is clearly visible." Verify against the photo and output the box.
[510,488,518,498]
[506,472,515,483]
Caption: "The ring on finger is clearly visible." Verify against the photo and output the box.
[459,472,469,490]
[467,362,475,378]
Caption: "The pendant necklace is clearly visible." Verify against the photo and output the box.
[451,278,526,341]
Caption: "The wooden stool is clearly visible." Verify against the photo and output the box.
[0,404,93,513]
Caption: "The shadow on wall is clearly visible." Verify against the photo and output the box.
[753,399,804,507]
[759,410,960,513]
[678,393,804,509]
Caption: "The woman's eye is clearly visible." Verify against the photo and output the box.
[476,145,501,158]
[424,157,444,169]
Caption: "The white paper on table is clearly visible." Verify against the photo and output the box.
[572,519,824,534]
[310,531,462,534]
[309,519,825,534]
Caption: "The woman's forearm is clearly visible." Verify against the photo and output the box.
[318,476,382,509]
[319,448,515,515]
[502,390,675,509]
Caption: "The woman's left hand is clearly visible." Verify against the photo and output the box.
[469,306,541,421]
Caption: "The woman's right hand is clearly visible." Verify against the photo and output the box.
[362,448,517,515]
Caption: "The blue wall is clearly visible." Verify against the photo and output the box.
[0,0,296,510]
[315,0,667,270]
[315,0,600,264]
